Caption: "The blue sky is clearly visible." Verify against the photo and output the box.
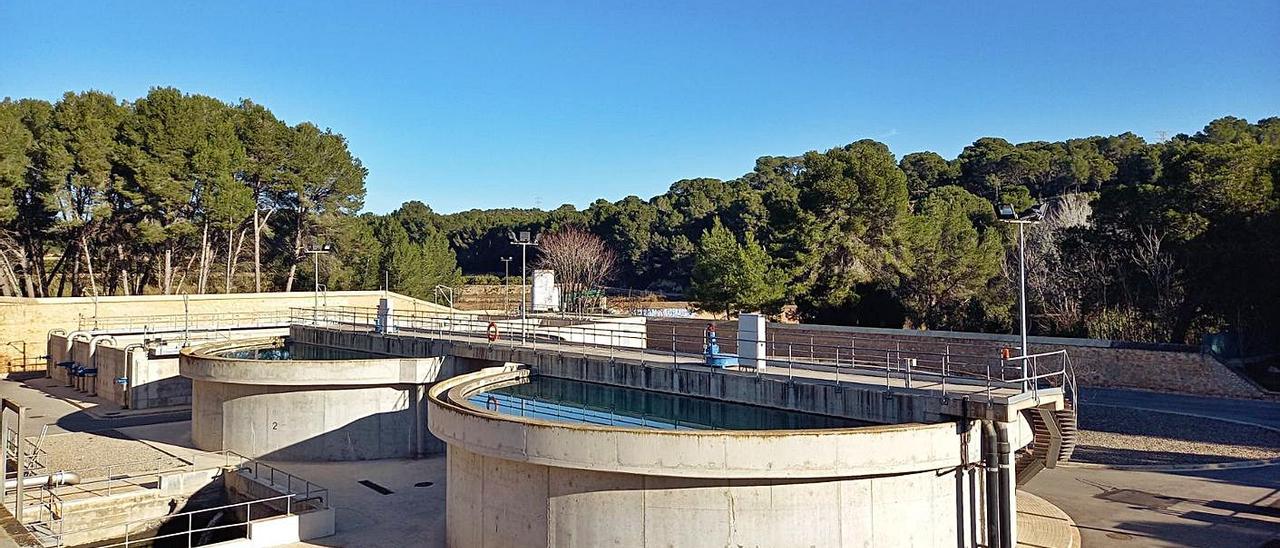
[3,1,1277,213]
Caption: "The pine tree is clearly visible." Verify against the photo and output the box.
[691,219,783,317]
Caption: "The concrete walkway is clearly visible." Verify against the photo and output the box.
[0,375,189,435]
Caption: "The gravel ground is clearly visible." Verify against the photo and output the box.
[1072,404,1280,466]
[29,431,190,478]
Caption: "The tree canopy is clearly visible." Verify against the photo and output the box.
[1,92,1275,350]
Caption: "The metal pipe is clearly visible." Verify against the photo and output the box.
[4,471,80,489]
[122,344,146,409]
[995,421,1015,548]
[87,335,116,396]
[982,421,1002,547]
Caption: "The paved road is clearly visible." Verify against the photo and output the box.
[1080,387,1280,429]
[1028,387,1280,547]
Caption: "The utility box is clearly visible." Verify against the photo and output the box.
[532,270,560,312]
[737,313,767,370]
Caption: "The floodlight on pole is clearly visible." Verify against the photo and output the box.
[500,257,513,312]
[304,243,335,313]
[508,230,539,341]
[996,202,1043,390]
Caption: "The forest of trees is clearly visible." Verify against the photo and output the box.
[0,88,460,302]
[2,88,1276,348]
[419,116,1279,349]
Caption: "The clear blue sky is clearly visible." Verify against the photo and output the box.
[3,1,1277,213]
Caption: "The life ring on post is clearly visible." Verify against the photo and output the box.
[486,322,500,342]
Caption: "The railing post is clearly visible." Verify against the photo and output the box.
[834,347,840,385]
[671,326,676,369]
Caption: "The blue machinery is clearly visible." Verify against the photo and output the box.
[703,324,738,368]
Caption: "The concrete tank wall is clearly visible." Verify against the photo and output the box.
[191,379,438,460]
[182,337,450,461]
[429,368,988,547]
[447,445,979,547]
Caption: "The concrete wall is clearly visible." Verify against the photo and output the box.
[0,290,446,372]
[224,468,335,546]
[447,445,981,548]
[192,380,438,461]
[49,329,288,409]
[182,337,449,460]
[650,318,1264,399]
[430,368,988,547]
[55,468,223,547]
[541,316,647,348]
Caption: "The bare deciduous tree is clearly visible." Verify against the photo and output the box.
[536,226,617,314]
[1128,226,1177,316]
[1011,193,1095,335]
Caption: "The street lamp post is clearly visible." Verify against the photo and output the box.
[508,231,538,341]
[304,243,335,314]
[500,257,513,314]
[996,202,1044,389]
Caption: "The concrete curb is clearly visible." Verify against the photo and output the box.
[1063,403,1280,472]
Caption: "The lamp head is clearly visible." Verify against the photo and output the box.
[1021,203,1046,222]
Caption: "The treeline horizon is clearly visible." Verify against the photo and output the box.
[2,88,1276,348]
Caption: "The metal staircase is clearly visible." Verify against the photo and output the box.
[1015,403,1079,485]
[1014,352,1079,485]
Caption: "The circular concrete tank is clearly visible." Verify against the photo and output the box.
[429,368,989,547]
[180,336,444,461]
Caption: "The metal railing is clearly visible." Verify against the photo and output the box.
[20,451,328,548]
[78,310,293,335]
[235,459,328,510]
[291,306,1073,404]
[38,493,298,548]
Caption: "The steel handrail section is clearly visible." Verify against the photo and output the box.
[46,493,299,548]
[29,450,329,547]
[290,307,1071,403]
[79,310,293,334]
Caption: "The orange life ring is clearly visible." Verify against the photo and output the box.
[486,322,500,342]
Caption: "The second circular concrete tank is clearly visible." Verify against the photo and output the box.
[429,368,990,547]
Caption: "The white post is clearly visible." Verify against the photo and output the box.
[313,252,320,310]
[521,244,527,342]
[377,298,396,334]
[737,313,767,370]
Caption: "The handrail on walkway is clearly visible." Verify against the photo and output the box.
[290,306,1074,405]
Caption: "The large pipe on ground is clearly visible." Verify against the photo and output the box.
[4,471,80,490]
